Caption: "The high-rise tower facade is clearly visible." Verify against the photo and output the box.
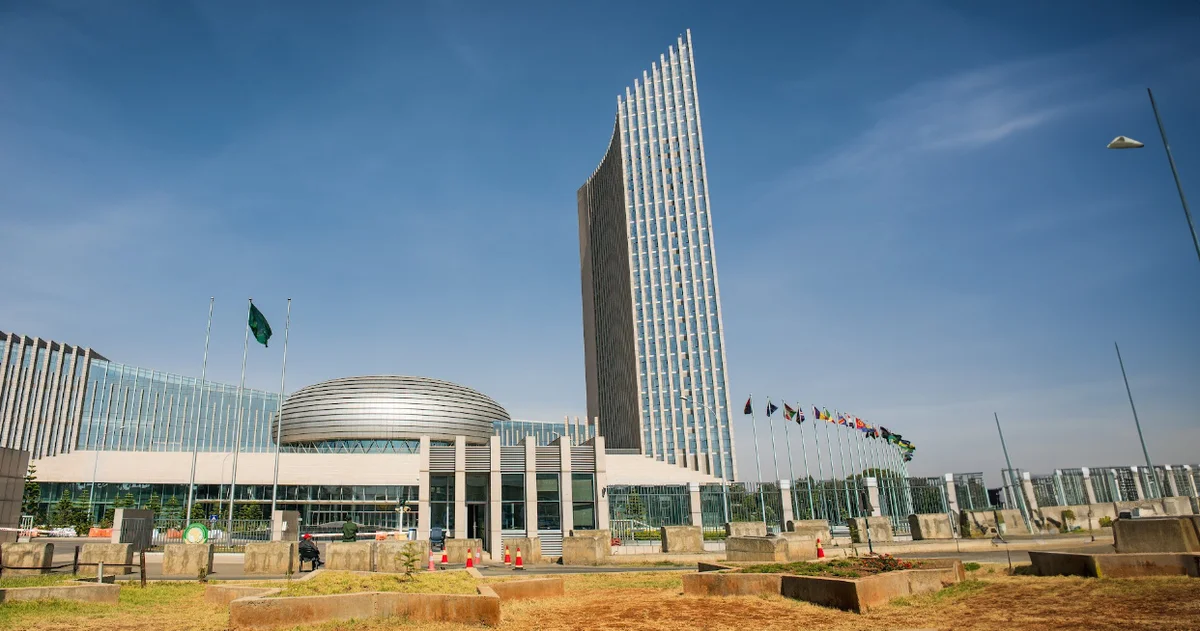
[577,31,736,480]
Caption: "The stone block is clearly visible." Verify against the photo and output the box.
[487,577,564,601]
[204,585,281,607]
[80,543,135,575]
[326,542,376,571]
[443,538,483,564]
[1162,497,1195,516]
[682,572,782,596]
[0,583,121,604]
[162,543,214,578]
[501,537,541,565]
[376,540,430,573]
[725,521,767,537]
[849,516,894,543]
[1113,516,1200,554]
[909,514,955,540]
[779,533,817,561]
[780,565,962,613]
[1029,550,1200,578]
[1,542,53,575]
[244,542,297,575]
[562,530,611,566]
[725,536,789,563]
[228,590,503,629]
[786,519,831,545]
[660,526,704,554]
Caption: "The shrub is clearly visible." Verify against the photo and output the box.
[963,562,981,572]
[1099,516,1113,528]
[857,553,915,574]
[1060,509,1076,522]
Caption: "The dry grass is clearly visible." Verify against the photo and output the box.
[0,573,76,589]
[268,570,478,597]
[4,567,1200,631]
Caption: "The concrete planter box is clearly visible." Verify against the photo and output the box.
[226,577,560,628]
[1029,551,1200,578]
[683,560,964,613]
[661,526,704,554]
[0,542,53,575]
[0,582,120,604]
[1113,516,1200,554]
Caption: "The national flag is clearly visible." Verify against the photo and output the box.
[879,427,892,440]
[822,408,831,421]
[797,408,805,424]
[855,417,866,430]
[783,404,795,421]
[766,400,778,417]
[248,303,273,347]
[812,406,820,420]
[743,397,753,415]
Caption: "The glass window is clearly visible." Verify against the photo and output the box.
[501,474,525,530]
[465,474,488,503]
[536,474,561,530]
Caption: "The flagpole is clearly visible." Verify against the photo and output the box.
[1115,342,1160,498]
[846,422,866,516]
[747,395,767,525]
[184,297,214,526]
[810,407,828,521]
[794,403,814,519]
[270,298,292,517]
[821,417,843,526]
[993,412,1032,532]
[781,405,797,487]
[227,299,253,536]
[834,412,855,517]
[765,397,781,481]
[854,428,873,513]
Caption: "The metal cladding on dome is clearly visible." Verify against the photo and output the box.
[279,376,509,445]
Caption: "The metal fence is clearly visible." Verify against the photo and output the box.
[1030,474,1059,508]
[151,518,271,551]
[953,473,991,510]
[1057,469,1088,506]
[697,482,785,536]
[607,485,690,545]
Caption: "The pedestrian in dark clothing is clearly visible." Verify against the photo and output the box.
[342,521,359,543]
[299,534,322,569]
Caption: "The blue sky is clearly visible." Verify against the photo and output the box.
[2,1,1198,484]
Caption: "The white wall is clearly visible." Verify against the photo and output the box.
[606,454,723,485]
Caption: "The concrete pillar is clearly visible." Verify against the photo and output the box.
[687,482,702,528]
[865,477,882,517]
[593,436,609,530]
[1131,467,1145,500]
[778,480,794,532]
[1081,467,1097,504]
[943,474,959,514]
[271,510,299,542]
[524,436,538,538]
[1164,465,1181,497]
[1021,472,1039,512]
[558,437,573,534]
[1185,465,1199,498]
[1053,470,1068,506]
[417,436,431,540]
[488,435,501,560]
[453,436,467,539]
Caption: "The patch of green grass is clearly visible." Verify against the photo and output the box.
[0,573,76,589]
[270,570,478,597]
[738,559,864,578]
[963,562,981,572]
[891,579,988,607]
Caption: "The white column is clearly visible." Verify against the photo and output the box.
[1164,465,1181,497]
[417,436,431,539]
[943,473,959,514]
[488,435,501,560]
[1081,467,1097,504]
[688,482,702,527]
[453,436,467,539]
[1185,465,1199,498]
[1131,466,1145,500]
[524,436,538,538]
[594,436,609,530]
[865,477,882,517]
[778,480,794,531]
[558,437,573,534]
[1021,472,1040,512]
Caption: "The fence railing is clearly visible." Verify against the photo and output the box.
[607,485,690,544]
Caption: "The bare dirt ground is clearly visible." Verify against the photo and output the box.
[5,564,1199,631]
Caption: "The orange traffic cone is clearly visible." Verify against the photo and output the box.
[466,548,474,568]
[513,546,525,570]
[816,538,825,559]
[428,550,436,571]
[504,544,511,565]
[475,548,482,565]
[441,549,448,565]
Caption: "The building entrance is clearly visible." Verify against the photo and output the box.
[465,473,489,552]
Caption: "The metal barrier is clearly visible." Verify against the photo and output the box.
[0,547,147,587]
[607,485,690,545]
[953,473,992,511]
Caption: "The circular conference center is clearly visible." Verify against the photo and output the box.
[27,369,720,560]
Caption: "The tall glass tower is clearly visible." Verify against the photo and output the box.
[577,30,736,480]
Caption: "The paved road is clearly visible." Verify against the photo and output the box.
[899,540,1116,565]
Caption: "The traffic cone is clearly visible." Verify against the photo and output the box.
[816,538,825,559]
[504,544,511,565]
[475,548,482,565]
[466,548,474,568]
[441,549,448,565]
[513,546,525,571]
[428,550,436,571]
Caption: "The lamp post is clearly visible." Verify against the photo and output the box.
[1108,88,1199,268]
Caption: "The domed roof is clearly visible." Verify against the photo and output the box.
[279,375,509,445]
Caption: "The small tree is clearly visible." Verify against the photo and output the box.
[238,503,264,521]
[102,506,116,528]
[114,492,134,510]
[1060,509,1076,533]
[22,465,40,517]
[400,541,421,580]
[163,496,183,526]
[51,490,74,526]
[189,501,208,522]
[146,492,162,515]
[71,488,94,535]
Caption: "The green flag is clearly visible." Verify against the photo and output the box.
[248,303,272,347]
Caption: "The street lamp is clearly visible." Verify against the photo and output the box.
[1108,88,1200,267]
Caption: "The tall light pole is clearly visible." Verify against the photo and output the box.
[1108,88,1199,268]
[993,413,1031,533]
[1114,342,1159,498]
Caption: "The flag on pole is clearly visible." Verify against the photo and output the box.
[783,404,795,421]
[822,408,832,421]
[249,304,273,347]
[743,397,753,415]
[766,400,778,417]
[798,408,805,424]
[812,406,820,420]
